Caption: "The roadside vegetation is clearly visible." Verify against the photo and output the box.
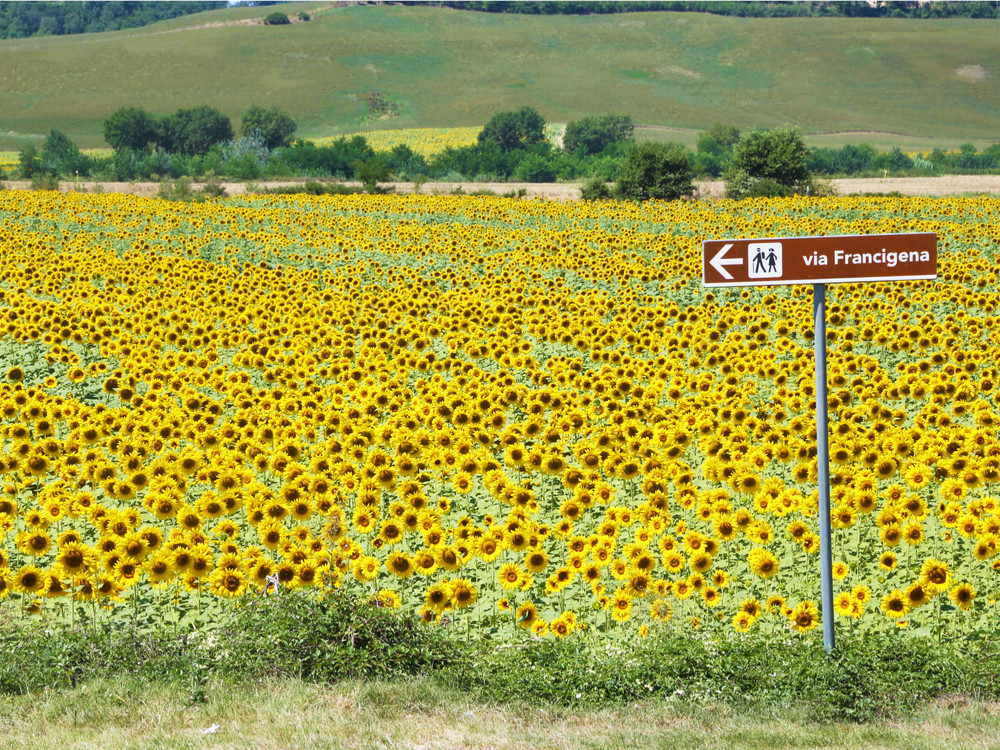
[2,586,997,726]
[5,104,1000,201]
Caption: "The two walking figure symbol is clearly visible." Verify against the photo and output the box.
[752,247,779,274]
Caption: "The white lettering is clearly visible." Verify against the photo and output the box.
[819,255,828,266]
[920,251,930,262]
[887,251,898,267]
[834,250,844,265]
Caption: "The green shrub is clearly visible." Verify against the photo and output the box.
[725,126,810,198]
[29,172,60,191]
[563,113,634,156]
[241,104,297,149]
[251,181,366,196]
[478,106,546,152]
[157,106,233,157]
[263,11,290,25]
[614,141,693,202]
[513,152,556,182]
[355,157,392,192]
[157,177,196,202]
[442,631,975,722]
[580,177,612,200]
[222,588,459,681]
[39,128,90,177]
[743,177,795,198]
[103,106,158,152]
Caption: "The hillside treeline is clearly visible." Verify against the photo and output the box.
[432,1,1000,19]
[0,2,226,40]
[10,104,1000,201]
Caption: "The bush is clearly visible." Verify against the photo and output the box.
[241,105,297,149]
[157,106,233,157]
[39,128,89,177]
[580,177,612,200]
[103,106,157,152]
[17,144,41,178]
[478,106,546,152]
[263,11,290,25]
[614,141,694,202]
[219,132,272,180]
[223,588,458,681]
[30,172,60,191]
[429,141,517,180]
[563,113,634,156]
[442,631,973,721]
[694,123,740,177]
[513,151,556,182]
[355,157,392,192]
[275,137,375,179]
[250,181,367,196]
[386,144,429,180]
[725,126,810,198]
[744,177,795,198]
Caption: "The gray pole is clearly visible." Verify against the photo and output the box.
[814,283,835,653]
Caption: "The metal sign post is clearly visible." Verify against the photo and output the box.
[702,232,937,653]
[813,283,835,653]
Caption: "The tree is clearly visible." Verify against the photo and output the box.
[355,157,391,192]
[263,11,290,25]
[725,126,810,198]
[39,128,88,176]
[103,106,158,152]
[478,106,546,152]
[694,123,740,177]
[17,144,42,179]
[241,105,297,149]
[514,152,556,182]
[157,106,233,156]
[614,141,693,202]
[563,113,634,155]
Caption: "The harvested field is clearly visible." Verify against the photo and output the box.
[5,175,1000,200]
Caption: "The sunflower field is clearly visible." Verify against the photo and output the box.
[314,128,481,156]
[1,190,999,642]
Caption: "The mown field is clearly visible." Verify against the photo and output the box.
[0,3,998,149]
[1,190,1000,647]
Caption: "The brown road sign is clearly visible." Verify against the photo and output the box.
[702,232,937,288]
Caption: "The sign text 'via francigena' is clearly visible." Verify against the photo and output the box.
[702,232,937,288]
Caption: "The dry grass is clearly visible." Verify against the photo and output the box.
[4,678,1000,750]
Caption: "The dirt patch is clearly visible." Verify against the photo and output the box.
[654,65,701,80]
[6,176,1000,202]
[696,175,1000,199]
[956,65,989,83]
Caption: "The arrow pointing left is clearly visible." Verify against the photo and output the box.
[709,243,742,280]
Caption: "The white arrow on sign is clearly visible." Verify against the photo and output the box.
[709,243,743,280]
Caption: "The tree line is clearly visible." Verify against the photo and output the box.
[9,103,1000,201]
[0,2,226,40]
[2,1,997,41]
[429,1,1000,19]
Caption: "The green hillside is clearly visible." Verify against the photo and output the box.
[0,1,997,149]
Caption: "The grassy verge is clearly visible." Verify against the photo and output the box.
[3,676,1000,750]
[3,589,1000,728]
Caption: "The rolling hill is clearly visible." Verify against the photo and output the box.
[0,1,997,150]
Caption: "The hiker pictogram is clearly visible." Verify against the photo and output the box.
[748,242,782,279]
